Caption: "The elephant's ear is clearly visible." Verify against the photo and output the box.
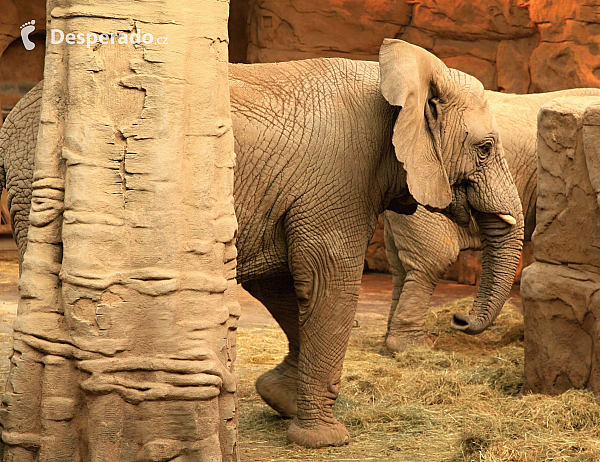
[379,39,452,210]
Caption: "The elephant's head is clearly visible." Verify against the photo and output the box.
[379,39,524,335]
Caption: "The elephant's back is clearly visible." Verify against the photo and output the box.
[228,59,385,282]
[228,59,381,133]
[229,58,384,200]
[228,58,383,167]
[228,59,381,139]
[487,88,600,138]
[229,59,380,94]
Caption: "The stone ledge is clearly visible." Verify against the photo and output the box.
[521,262,600,395]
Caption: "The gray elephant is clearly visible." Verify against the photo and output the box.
[384,87,600,354]
[0,40,523,448]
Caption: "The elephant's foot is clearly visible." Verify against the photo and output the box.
[385,331,433,353]
[255,361,298,418]
[287,417,350,448]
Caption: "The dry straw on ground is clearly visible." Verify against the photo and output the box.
[237,299,600,462]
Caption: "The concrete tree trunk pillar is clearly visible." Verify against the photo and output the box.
[0,1,239,461]
[521,97,600,395]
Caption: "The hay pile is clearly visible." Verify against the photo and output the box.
[237,299,600,461]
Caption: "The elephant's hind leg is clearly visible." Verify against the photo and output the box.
[285,240,363,448]
[242,275,299,418]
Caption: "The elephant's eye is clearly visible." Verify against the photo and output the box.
[477,141,493,161]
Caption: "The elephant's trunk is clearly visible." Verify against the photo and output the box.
[450,210,524,334]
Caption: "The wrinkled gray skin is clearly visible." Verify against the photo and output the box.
[0,88,37,266]
[384,87,600,353]
[0,40,523,448]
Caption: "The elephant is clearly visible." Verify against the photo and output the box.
[0,39,524,448]
[384,87,600,354]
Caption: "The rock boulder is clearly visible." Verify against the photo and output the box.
[521,97,600,395]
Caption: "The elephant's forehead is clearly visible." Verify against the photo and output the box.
[460,80,497,139]
[448,70,494,119]
[448,68,484,97]
[463,106,496,138]
[466,80,486,105]
[464,105,497,143]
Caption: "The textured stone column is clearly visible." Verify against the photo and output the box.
[521,97,600,395]
[0,1,239,461]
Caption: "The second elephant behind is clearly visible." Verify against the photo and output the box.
[384,88,600,353]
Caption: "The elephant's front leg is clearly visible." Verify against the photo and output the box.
[383,211,460,353]
[286,245,362,448]
[385,270,437,352]
[384,223,407,332]
[384,222,434,352]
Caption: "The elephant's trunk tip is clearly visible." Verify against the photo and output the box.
[449,313,485,335]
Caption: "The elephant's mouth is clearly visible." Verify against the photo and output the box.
[425,182,472,227]
[426,183,518,229]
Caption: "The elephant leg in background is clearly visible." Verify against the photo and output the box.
[384,227,436,352]
[284,236,363,448]
[242,275,300,418]
[385,232,406,335]
[383,210,461,353]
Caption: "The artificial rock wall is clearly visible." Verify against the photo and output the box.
[0,0,45,124]
[521,97,600,395]
[242,0,600,93]
[4,1,600,121]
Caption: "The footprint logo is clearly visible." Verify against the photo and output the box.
[20,20,36,51]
